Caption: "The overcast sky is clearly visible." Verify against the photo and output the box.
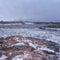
[0,0,60,22]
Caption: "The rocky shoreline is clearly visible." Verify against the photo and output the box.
[0,35,60,60]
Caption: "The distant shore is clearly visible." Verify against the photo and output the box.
[0,21,60,28]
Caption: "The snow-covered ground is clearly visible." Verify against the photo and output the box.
[0,28,60,44]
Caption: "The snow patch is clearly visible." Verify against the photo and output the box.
[29,42,38,48]
[12,53,29,60]
[23,53,29,58]
[12,55,23,60]
[0,55,7,60]
[25,22,33,25]
[38,47,55,53]
[10,43,25,47]
[9,52,12,56]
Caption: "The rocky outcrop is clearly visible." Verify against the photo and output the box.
[0,35,59,60]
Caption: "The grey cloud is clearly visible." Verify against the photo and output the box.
[0,0,60,22]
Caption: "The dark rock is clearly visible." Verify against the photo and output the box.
[12,45,25,50]
[46,41,60,52]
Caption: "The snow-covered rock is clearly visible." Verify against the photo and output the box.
[0,35,59,60]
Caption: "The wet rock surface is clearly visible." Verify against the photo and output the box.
[0,35,60,60]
